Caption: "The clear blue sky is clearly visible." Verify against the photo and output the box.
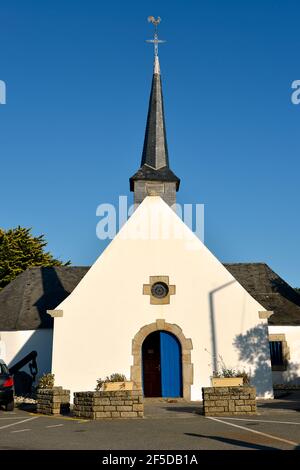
[1,0,299,286]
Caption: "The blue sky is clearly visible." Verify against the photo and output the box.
[1,0,299,286]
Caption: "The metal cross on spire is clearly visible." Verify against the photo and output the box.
[146,16,166,58]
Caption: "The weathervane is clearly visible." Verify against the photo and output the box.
[146,16,165,57]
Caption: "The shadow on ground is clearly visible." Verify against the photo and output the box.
[258,391,300,413]
[184,432,281,450]
[162,406,202,415]
[16,403,37,412]
[144,392,300,418]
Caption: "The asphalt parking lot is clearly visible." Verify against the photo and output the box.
[1,394,300,450]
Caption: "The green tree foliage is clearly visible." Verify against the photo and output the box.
[0,226,70,289]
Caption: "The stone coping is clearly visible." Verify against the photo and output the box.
[74,390,142,397]
[37,387,70,395]
[274,384,300,390]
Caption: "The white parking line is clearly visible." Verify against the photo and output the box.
[207,417,299,447]
[11,429,31,433]
[219,417,300,426]
[0,417,31,420]
[0,416,39,431]
[46,424,64,428]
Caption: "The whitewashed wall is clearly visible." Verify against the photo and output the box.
[51,197,273,400]
[269,325,300,385]
[0,329,53,382]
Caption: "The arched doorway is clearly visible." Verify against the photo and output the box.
[142,331,183,398]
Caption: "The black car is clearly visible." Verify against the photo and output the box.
[0,359,14,411]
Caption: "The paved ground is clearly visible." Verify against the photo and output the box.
[1,393,300,450]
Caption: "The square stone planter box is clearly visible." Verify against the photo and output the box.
[211,377,243,387]
[73,389,144,419]
[36,387,70,415]
[102,381,134,391]
[202,386,257,416]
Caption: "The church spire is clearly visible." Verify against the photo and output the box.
[140,53,168,170]
[130,17,180,207]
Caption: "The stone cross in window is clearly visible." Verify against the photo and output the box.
[143,275,176,305]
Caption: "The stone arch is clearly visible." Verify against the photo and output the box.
[131,319,193,400]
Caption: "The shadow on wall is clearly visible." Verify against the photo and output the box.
[272,362,300,386]
[234,325,271,396]
[34,267,71,326]
[233,324,292,396]
[209,280,236,372]
[7,329,53,395]
[13,371,34,396]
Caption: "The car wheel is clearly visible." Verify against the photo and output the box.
[5,400,14,411]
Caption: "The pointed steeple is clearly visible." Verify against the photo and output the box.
[140,55,169,170]
[130,18,180,207]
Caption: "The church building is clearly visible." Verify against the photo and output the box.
[1,22,299,401]
[48,36,276,401]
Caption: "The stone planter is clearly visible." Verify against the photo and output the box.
[211,377,243,387]
[202,386,257,416]
[102,381,134,391]
[73,389,144,419]
[36,387,70,415]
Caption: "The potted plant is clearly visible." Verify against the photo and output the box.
[211,367,250,387]
[95,373,134,392]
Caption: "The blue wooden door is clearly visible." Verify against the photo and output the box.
[160,331,182,397]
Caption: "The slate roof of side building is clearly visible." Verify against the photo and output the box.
[0,263,299,331]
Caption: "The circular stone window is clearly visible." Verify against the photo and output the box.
[151,282,169,299]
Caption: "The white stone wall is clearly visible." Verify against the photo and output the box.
[0,329,53,382]
[268,325,300,385]
[51,197,273,400]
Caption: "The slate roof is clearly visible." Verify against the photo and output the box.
[224,263,300,326]
[0,266,89,331]
[130,165,180,191]
[0,263,299,331]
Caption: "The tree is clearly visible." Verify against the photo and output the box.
[0,226,70,289]
[295,288,300,294]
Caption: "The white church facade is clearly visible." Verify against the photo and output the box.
[1,31,300,400]
[49,196,274,400]
[49,50,275,401]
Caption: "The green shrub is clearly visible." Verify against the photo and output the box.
[37,373,55,389]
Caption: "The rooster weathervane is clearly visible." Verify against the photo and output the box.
[146,16,165,57]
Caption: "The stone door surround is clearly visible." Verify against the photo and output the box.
[131,319,193,400]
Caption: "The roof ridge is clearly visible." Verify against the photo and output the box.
[223,262,268,266]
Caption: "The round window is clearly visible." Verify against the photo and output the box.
[151,282,169,299]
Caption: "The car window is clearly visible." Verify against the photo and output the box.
[0,363,9,374]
